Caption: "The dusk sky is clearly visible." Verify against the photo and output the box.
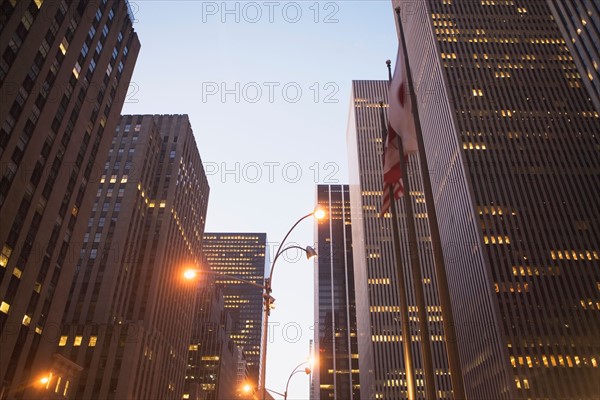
[121,2,398,397]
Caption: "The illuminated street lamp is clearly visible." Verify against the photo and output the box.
[258,208,325,400]
[184,207,325,400]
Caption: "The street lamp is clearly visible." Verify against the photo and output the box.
[183,207,325,400]
[258,208,325,400]
[282,361,312,400]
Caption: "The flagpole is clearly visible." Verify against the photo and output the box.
[394,6,466,399]
[379,102,416,400]
[384,86,437,400]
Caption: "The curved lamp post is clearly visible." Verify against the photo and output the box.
[282,361,312,400]
[258,208,324,400]
[184,208,325,400]
[243,359,313,400]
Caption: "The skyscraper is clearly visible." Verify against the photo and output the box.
[57,114,209,399]
[384,0,600,398]
[548,0,600,112]
[313,185,360,399]
[0,1,139,397]
[347,81,456,399]
[201,233,267,384]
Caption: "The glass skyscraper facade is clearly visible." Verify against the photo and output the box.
[313,185,360,399]
[201,233,267,384]
[385,0,600,398]
[548,0,600,112]
[347,81,456,399]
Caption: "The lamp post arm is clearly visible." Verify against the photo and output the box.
[269,212,314,282]
[196,269,265,290]
[265,388,285,397]
[284,364,309,400]
[268,245,309,285]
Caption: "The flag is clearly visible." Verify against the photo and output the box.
[380,43,418,216]
[380,123,405,216]
[388,44,418,154]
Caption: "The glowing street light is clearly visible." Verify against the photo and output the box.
[258,208,324,400]
[184,207,325,400]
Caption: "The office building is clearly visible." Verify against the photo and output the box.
[548,0,600,112]
[313,185,360,399]
[0,1,139,397]
[347,81,455,399]
[186,276,241,400]
[383,0,600,398]
[56,114,209,399]
[201,233,267,384]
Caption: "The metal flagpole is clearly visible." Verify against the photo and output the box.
[382,92,437,399]
[393,6,467,399]
[379,102,417,400]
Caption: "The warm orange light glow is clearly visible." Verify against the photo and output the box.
[183,269,198,280]
[242,383,252,393]
[39,376,50,385]
[314,208,326,220]
[308,356,317,367]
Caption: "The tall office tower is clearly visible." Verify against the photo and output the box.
[201,233,267,384]
[56,114,209,399]
[186,276,240,400]
[0,1,139,397]
[347,81,455,399]
[548,0,600,112]
[313,185,360,399]
[385,0,600,398]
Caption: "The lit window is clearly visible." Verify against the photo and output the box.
[22,315,31,326]
[74,336,82,346]
[59,38,68,55]
[0,302,10,314]
[121,176,128,183]
[89,336,97,346]
[59,336,68,346]
[1,244,13,267]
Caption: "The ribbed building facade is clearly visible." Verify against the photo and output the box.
[0,1,139,398]
[57,114,209,399]
[313,185,361,399]
[548,0,600,112]
[347,81,455,399]
[201,233,267,384]
[389,0,600,398]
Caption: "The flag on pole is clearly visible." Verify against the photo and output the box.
[388,44,418,154]
[381,123,406,215]
[380,43,418,216]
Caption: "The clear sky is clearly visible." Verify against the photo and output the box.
[121,1,397,398]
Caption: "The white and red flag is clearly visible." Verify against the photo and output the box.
[381,44,418,216]
[381,124,405,215]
